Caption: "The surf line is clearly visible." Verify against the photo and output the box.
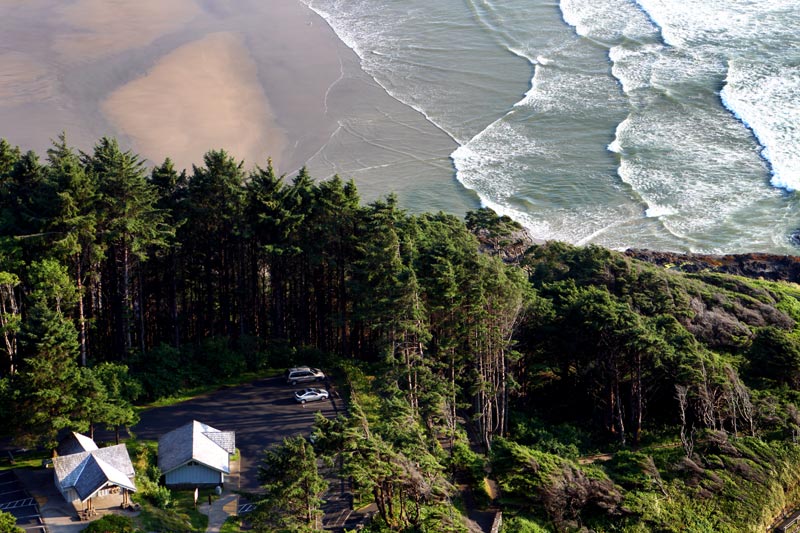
[719,69,786,192]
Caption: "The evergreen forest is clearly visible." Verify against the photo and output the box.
[3,135,800,532]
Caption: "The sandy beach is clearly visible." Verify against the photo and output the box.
[53,0,201,62]
[0,0,476,213]
[102,32,286,171]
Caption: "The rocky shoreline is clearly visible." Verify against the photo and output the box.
[625,249,800,283]
[469,216,800,284]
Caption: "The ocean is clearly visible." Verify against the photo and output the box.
[301,0,800,254]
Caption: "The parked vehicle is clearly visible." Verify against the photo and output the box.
[285,366,325,385]
[295,388,330,404]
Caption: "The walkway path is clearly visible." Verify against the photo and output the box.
[198,493,239,533]
[198,458,240,533]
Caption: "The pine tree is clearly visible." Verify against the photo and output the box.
[14,300,82,448]
[87,138,169,357]
[183,150,246,338]
[47,133,100,365]
[254,436,327,531]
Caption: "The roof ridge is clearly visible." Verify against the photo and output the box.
[92,455,136,491]
[68,454,90,488]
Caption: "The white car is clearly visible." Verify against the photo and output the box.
[295,388,330,404]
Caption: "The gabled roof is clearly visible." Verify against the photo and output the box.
[202,430,236,455]
[57,432,99,457]
[53,441,136,502]
[158,420,235,475]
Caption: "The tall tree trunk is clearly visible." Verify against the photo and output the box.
[137,268,146,354]
[631,352,642,446]
[171,252,180,348]
[122,243,132,353]
[76,257,88,366]
[0,280,19,375]
[614,364,626,446]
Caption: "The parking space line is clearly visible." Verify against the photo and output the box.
[0,498,35,510]
[238,503,255,514]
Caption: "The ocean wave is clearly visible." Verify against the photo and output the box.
[560,0,654,43]
[607,117,630,154]
[644,204,676,218]
[301,0,800,253]
[635,0,799,51]
[608,43,663,94]
[720,59,800,192]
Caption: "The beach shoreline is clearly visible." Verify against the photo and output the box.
[0,0,477,213]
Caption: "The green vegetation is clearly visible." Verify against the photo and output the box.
[3,136,800,531]
[122,439,212,532]
[0,449,49,472]
[83,515,137,533]
[252,435,327,531]
[0,511,24,533]
[220,516,243,533]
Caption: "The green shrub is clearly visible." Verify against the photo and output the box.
[500,515,550,533]
[147,485,172,509]
[83,514,137,533]
[235,334,268,371]
[449,438,485,485]
[192,337,246,382]
[0,510,24,533]
[128,440,172,509]
[134,343,186,399]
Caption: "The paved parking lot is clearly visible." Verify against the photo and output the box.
[3,374,344,531]
[130,374,341,491]
[0,471,46,533]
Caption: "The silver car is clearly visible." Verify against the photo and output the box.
[285,366,325,385]
[295,388,330,404]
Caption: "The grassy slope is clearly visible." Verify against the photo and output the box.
[505,244,800,531]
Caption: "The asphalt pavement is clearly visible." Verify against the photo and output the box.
[128,375,340,491]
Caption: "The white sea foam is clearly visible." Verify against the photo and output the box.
[301,0,800,253]
[560,0,655,42]
[634,0,799,50]
[632,0,800,197]
[721,59,800,192]
[608,44,663,94]
[607,117,630,154]
[644,204,676,218]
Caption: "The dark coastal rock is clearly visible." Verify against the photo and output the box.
[474,227,536,264]
[625,249,800,283]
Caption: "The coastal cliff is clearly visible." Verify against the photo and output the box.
[626,249,800,282]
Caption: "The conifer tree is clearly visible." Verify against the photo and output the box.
[146,158,187,348]
[47,133,100,365]
[254,436,327,531]
[86,138,169,357]
[14,292,82,447]
[183,150,246,338]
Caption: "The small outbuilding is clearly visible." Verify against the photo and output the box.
[52,432,136,514]
[158,420,235,488]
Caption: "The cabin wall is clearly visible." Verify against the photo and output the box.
[165,464,222,487]
[54,471,78,503]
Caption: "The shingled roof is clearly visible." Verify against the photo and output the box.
[52,441,136,502]
[57,432,99,457]
[158,420,235,475]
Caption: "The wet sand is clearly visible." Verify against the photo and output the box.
[103,32,285,171]
[0,51,55,106]
[0,0,477,214]
[54,0,201,62]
